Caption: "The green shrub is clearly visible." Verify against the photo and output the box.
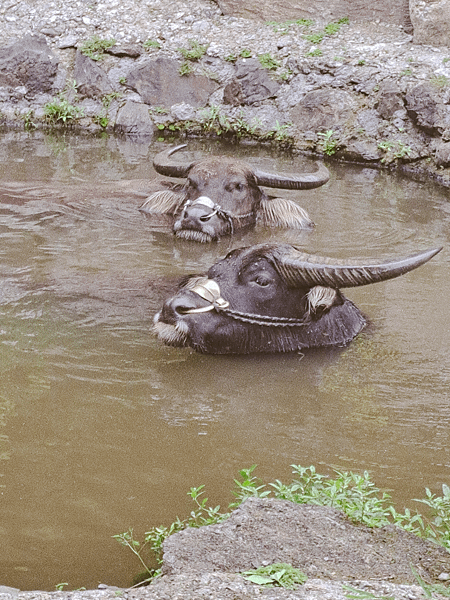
[79,35,116,61]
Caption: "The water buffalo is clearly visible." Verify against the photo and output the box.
[154,243,441,354]
[139,145,330,242]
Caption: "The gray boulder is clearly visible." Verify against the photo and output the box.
[290,88,355,132]
[406,83,450,135]
[0,34,58,93]
[410,0,450,47]
[114,100,154,136]
[125,56,219,108]
[74,51,114,99]
[223,58,280,106]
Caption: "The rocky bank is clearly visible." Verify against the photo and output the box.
[1,0,450,186]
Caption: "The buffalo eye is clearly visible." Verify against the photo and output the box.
[253,274,272,287]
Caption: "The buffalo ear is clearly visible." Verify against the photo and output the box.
[306,286,339,318]
[258,197,314,229]
[139,190,183,215]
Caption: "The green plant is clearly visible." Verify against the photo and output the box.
[307,48,323,57]
[399,68,412,77]
[266,18,314,34]
[179,61,193,76]
[258,52,281,70]
[239,48,252,58]
[414,484,450,550]
[199,104,231,135]
[443,57,450,64]
[79,35,116,61]
[357,59,366,66]
[304,32,325,44]
[411,565,450,598]
[93,114,109,128]
[224,53,238,62]
[317,130,338,155]
[242,563,307,589]
[44,97,83,125]
[55,583,68,592]
[22,109,37,130]
[118,76,127,85]
[178,39,208,61]
[431,74,449,88]
[152,106,169,114]
[378,140,412,163]
[143,39,161,50]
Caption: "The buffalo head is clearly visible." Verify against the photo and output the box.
[154,243,441,354]
[139,145,330,242]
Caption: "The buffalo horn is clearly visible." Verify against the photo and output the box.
[153,144,195,178]
[254,162,330,190]
[270,245,442,288]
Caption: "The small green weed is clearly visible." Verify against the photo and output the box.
[143,39,161,51]
[378,140,412,163]
[399,68,412,77]
[258,52,281,70]
[224,53,238,62]
[411,565,450,598]
[307,48,323,57]
[178,39,208,61]
[239,48,252,58]
[317,130,338,155]
[431,74,449,88]
[266,18,314,34]
[357,59,366,66]
[242,563,307,589]
[118,76,127,85]
[79,35,116,61]
[179,61,193,76]
[258,52,281,71]
[44,97,83,125]
[55,583,68,592]
[304,17,349,45]
[304,32,325,44]
[22,109,37,130]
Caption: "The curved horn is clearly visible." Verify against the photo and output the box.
[153,144,195,178]
[254,161,330,190]
[269,244,442,288]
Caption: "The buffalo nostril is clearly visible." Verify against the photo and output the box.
[175,304,194,315]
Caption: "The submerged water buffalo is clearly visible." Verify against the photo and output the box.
[139,145,330,242]
[154,243,441,354]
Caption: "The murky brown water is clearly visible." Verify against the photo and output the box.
[1,131,449,591]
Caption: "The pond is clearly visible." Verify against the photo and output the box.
[0,131,449,591]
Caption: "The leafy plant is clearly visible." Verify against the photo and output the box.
[318,130,338,155]
[378,140,412,163]
[55,583,68,591]
[304,17,349,45]
[258,52,281,70]
[242,563,307,589]
[178,39,208,61]
[44,96,83,125]
[179,61,193,76]
[239,48,252,58]
[224,53,238,62]
[266,18,314,34]
[143,39,161,50]
[79,35,116,61]
[411,565,450,598]
[22,109,37,130]
[118,76,127,85]
[307,48,323,57]
[304,32,325,44]
[414,484,450,550]
[431,75,449,88]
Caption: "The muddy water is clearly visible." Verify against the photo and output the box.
[0,131,449,591]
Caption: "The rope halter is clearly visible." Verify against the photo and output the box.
[180,196,254,235]
[180,277,309,327]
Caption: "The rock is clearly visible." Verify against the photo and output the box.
[74,51,115,99]
[114,100,154,136]
[125,56,219,108]
[435,141,450,167]
[0,35,58,93]
[223,58,281,105]
[105,44,142,58]
[376,80,405,119]
[406,83,450,135]
[410,0,450,48]
[290,88,356,132]
[214,0,412,29]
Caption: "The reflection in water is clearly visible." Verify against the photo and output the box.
[0,131,449,590]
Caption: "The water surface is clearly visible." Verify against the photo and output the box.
[0,131,449,590]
